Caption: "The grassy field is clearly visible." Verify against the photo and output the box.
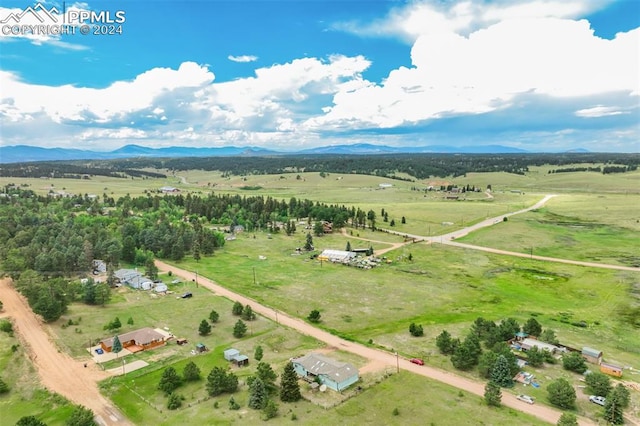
[456,194,640,266]
[171,231,640,370]
[3,166,640,424]
[0,324,75,425]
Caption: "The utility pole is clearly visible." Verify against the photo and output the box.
[253,267,256,285]
[195,270,198,287]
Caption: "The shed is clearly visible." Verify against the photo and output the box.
[600,363,622,377]
[581,347,603,364]
[196,343,208,353]
[154,283,168,293]
[224,348,240,361]
[232,354,249,366]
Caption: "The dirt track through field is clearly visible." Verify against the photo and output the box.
[155,260,597,426]
[0,278,131,426]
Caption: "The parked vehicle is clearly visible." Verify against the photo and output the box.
[409,358,424,366]
[516,394,535,404]
[589,395,606,406]
[181,292,193,299]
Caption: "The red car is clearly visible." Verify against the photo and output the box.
[409,358,424,366]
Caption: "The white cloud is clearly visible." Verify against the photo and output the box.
[228,55,258,63]
[308,18,639,130]
[333,0,614,42]
[575,105,626,118]
[0,62,214,123]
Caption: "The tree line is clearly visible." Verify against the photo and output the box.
[3,153,638,180]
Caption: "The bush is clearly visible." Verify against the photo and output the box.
[562,352,587,374]
[307,309,321,323]
[167,393,183,410]
[0,319,13,334]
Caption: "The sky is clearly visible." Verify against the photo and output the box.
[0,0,638,153]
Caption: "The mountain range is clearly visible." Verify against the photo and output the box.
[0,143,576,164]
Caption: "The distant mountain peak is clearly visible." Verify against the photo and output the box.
[0,143,539,164]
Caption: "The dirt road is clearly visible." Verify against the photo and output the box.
[155,260,597,426]
[0,278,131,426]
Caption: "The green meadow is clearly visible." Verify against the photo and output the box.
[2,165,639,425]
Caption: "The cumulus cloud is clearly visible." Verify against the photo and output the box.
[0,62,215,123]
[309,17,639,131]
[333,0,615,42]
[1,0,638,152]
[228,55,258,63]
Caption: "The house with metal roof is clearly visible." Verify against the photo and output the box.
[292,353,359,391]
[519,338,560,353]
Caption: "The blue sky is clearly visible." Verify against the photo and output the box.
[0,0,638,152]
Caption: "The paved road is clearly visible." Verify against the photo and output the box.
[0,278,131,426]
[155,260,597,426]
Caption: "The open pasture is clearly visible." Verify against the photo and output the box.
[457,193,640,266]
[173,230,640,369]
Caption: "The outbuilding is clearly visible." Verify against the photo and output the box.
[600,362,623,377]
[582,347,603,364]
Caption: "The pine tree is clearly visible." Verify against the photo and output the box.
[547,378,576,409]
[557,413,578,426]
[522,318,542,336]
[198,319,211,335]
[254,345,264,361]
[584,372,611,396]
[345,241,352,252]
[435,330,456,355]
[484,382,501,407]
[262,399,278,420]
[66,405,98,426]
[206,367,228,396]
[242,305,256,321]
[248,377,268,409]
[209,309,219,323]
[183,361,201,382]
[603,390,624,425]
[233,320,247,338]
[304,233,314,250]
[158,366,182,395]
[526,346,545,367]
[112,335,123,356]
[232,301,244,316]
[610,383,630,408]
[167,393,182,410]
[280,361,302,402]
[256,362,277,391]
[490,355,514,387]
